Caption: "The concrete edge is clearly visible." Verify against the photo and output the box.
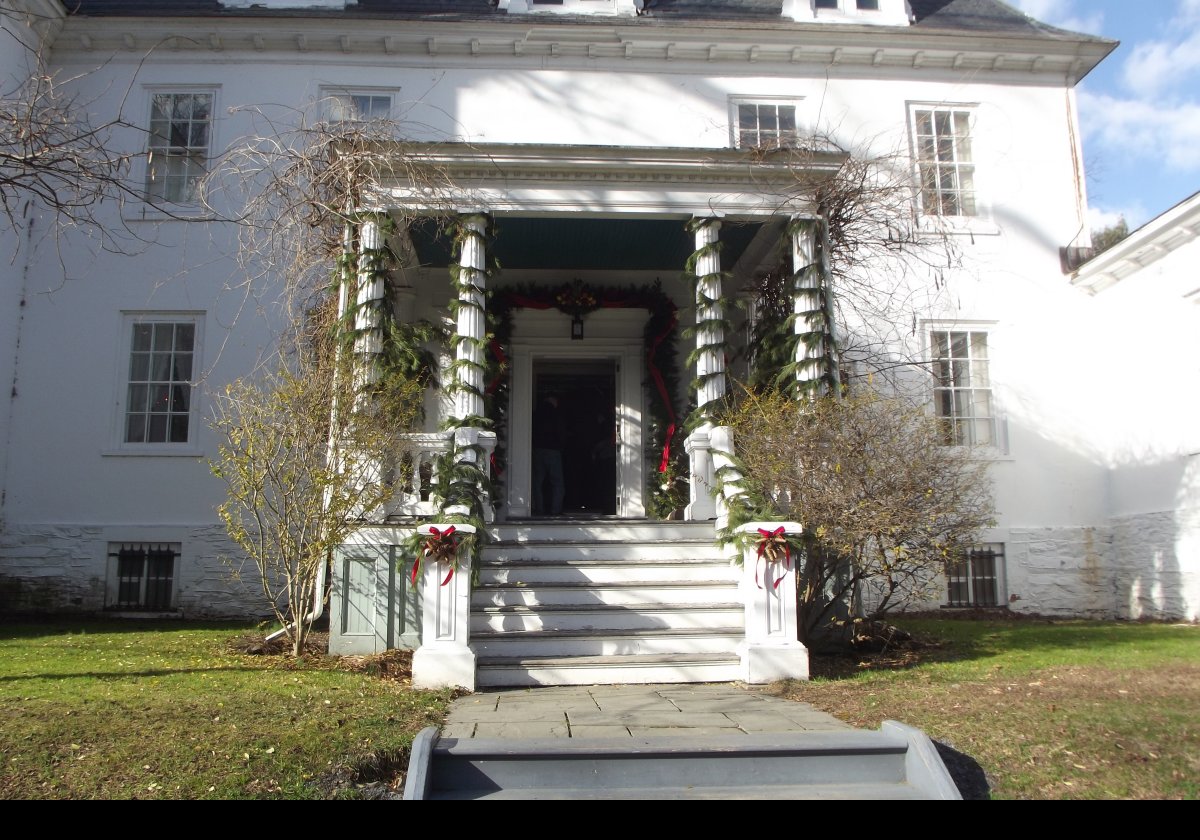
[402,726,441,800]
[881,720,963,800]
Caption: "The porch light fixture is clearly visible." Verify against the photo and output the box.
[571,314,584,340]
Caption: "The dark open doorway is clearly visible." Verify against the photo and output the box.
[532,360,617,517]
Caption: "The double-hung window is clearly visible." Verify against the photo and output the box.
[931,328,994,447]
[732,99,800,150]
[145,91,214,204]
[121,315,202,447]
[321,88,395,123]
[946,544,1004,607]
[911,106,977,218]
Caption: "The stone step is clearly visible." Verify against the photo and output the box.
[475,652,745,687]
[403,724,963,799]
[470,627,745,657]
[470,602,744,633]
[472,580,739,607]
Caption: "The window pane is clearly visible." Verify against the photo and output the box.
[127,384,148,412]
[175,324,195,350]
[170,415,190,443]
[126,414,146,443]
[778,107,796,132]
[151,353,171,381]
[173,353,193,380]
[132,324,153,351]
[129,352,149,380]
[171,385,190,412]
[153,324,173,350]
[148,414,168,442]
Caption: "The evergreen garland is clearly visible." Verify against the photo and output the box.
[487,280,687,519]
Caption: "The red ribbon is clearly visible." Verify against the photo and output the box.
[414,525,458,586]
[647,309,679,473]
[755,526,792,590]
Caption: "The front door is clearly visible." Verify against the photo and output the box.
[532,361,617,517]
[505,311,646,519]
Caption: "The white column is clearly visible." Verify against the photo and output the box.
[355,216,386,391]
[737,521,809,683]
[686,218,725,521]
[693,217,726,417]
[454,214,488,421]
[792,217,825,397]
[411,523,477,690]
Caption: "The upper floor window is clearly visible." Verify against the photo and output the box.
[145,91,214,205]
[912,106,977,217]
[930,328,993,447]
[733,100,799,150]
[121,315,201,447]
[321,88,394,122]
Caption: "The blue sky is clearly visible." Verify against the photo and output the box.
[1011,0,1200,231]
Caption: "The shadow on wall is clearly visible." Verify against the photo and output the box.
[1110,455,1199,622]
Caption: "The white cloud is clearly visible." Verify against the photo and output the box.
[1121,12,1200,94]
[1087,202,1147,232]
[1079,90,1200,172]
[1008,0,1104,35]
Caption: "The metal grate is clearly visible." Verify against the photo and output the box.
[110,543,179,610]
[946,546,1001,607]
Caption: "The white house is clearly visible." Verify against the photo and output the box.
[0,0,1194,688]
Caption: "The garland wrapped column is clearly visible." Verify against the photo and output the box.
[790,216,836,398]
[685,217,726,521]
[453,214,488,422]
[354,215,387,395]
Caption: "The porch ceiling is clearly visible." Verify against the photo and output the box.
[408,216,766,271]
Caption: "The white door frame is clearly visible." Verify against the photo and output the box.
[506,338,645,519]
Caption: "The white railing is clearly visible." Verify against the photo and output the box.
[387,432,452,518]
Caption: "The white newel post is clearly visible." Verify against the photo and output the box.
[685,217,725,521]
[738,521,809,683]
[412,523,477,690]
[792,217,825,396]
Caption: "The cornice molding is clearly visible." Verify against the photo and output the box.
[1073,193,1200,294]
[55,15,1114,84]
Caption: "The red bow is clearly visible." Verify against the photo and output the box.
[755,526,792,590]
[414,525,458,586]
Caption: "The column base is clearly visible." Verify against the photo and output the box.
[412,645,477,690]
[740,642,809,684]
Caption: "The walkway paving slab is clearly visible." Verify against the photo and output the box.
[443,683,848,739]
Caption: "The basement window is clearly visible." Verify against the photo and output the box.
[108,543,180,611]
[946,544,1005,608]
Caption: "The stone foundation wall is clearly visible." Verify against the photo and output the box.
[1109,508,1199,621]
[1005,526,1116,617]
[0,525,267,619]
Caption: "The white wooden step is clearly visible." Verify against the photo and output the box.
[473,581,739,607]
[471,603,744,633]
[483,543,731,563]
[471,627,744,657]
[475,653,745,687]
[489,521,719,544]
[478,558,735,585]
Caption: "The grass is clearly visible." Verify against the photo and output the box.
[0,621,454,800]
[773,617,1200,799]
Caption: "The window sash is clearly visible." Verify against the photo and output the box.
[931,329,994,446]
[736,103,798,149]
[146,93,212,204]
[125,321,196,445]
[914,108,976,217]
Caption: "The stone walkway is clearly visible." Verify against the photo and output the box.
[442,683,852,739]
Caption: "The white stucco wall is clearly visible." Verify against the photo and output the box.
[3,8,1190,621]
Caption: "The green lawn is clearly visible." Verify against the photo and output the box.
[0,622,453,799]
[776,617,1200,799]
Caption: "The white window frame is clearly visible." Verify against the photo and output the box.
[945,543,1006,608]
[105,542,181,612]
[908,102,981,221]
[501,0,636,16]
[729,96,803,150]
[142,87,219,208]
[925,322,1006,453]
[318,86,397,123]
[110,312,204,456]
